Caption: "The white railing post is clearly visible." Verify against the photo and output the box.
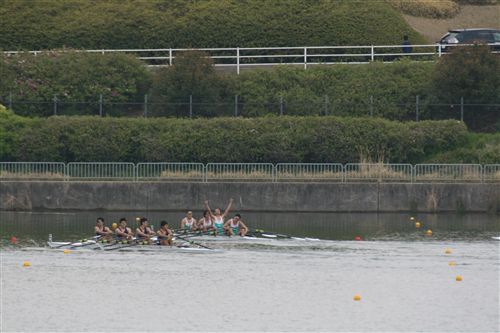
[169,48,173,66]
[438,44,442,57]
[236,47,240,75]
[371,45,374,61]
[304,47,307,70]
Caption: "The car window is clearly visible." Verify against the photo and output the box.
[493,32,500,43]
[475,32,494,42]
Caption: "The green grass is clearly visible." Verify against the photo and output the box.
[0,0,426,50]
[426,133,500,164]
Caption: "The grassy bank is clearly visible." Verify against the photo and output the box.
[0,0,425,50]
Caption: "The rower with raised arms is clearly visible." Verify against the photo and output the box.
[157,221,173,246]
[224,214,249,237]
[205,198,233,235]
[180,211,198,232]
[136,217,156,244]
[94,217,113,241]
[115,218,134,241]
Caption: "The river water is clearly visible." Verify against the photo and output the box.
[1,211,499,332]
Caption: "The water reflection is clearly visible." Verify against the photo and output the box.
[1,211,498,246]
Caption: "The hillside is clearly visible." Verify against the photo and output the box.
[0,0,426,50]
[403,5,500,42]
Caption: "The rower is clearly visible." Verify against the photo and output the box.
[115,218,133,241]
[94,217,113,241]
[180,211,198,232]
[205,198,233,235]
[157,221,173,246]
[198,210,216,235]
[224,214,249,237]
[136,217,156,244]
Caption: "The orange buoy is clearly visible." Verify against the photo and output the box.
[10,236,17,245]
[456,275,462,282]
[354,236,361,241]
[353,294,361,301]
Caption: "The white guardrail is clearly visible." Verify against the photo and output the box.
[4,43,499,74]
[0,162,499,183]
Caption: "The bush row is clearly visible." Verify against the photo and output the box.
[2,46,497,131]
[0,108,468,164]
[0,0,425,50]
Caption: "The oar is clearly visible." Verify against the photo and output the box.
[104,236,159,251]
[51,235,101,249]
[174,234,213,250]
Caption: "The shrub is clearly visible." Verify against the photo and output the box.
[432,45,500,132]
[149,51,233,117]
[0,0,426,50]
[234,60,435,120]
[3,115,468,164]
[0,51,152,116]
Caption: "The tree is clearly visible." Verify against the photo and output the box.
[150,50,232,117]
[433,44,500,131]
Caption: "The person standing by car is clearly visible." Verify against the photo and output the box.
[402,35,412,54]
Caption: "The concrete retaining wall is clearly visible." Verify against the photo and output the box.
[0,181,498,213]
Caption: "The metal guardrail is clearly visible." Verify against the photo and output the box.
[276,163,343,182]
[0,162,66,180]
[414,164,482,183]
[482,164,500,182]
[0,162,498,183]
[67,162,136,181]
[4,43,499,74]
[136,162,204,181]
[344,163,413,182]
[206,163,274,182]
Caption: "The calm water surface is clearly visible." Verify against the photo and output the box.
[1,211,499,332]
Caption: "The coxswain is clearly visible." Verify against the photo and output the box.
[115,218,134,241]
[157,221,173,246]
[224,214,249,237]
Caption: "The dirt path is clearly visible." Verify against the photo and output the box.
[403,5,500,42]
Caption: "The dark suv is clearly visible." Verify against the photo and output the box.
[438,28,500,51]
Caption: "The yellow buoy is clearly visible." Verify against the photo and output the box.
[23,261,30,267]
[410,217,415,221]
[111,223,118,230]
[63,249,70,254]
[445,249,452,254]
[456,275,462,282]
[449,261,456,266]
[426,229,433,236]
[353,294,361,301]
[415,222,421,228]
[136,217,140,222]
